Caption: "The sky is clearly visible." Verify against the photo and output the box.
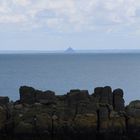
[1,0,140,50]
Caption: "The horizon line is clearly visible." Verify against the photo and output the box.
[1,49,140,54]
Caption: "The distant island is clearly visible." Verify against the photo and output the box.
[64,47,75,53]
[0,86,140,139]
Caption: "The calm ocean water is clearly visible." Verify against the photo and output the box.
[0,53,140,104]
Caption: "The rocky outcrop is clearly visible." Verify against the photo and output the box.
[20,86,56,105]
[93,86,113,105]
[36,90,56,105]
[20,86,35,104]
[18,86,127,133]
[66,89,89,106]
[0,85,139,140]
[113,89,125,111]
[126,100,140,131]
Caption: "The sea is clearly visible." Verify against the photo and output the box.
[0,53,140,104]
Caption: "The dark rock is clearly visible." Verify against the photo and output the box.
[20,86,36,104]
[101,86,113,105]
[94,87,104,95]
[36,90,56,104]
[20,86,56,104]
[43,90,55,98]
[70,89,81,93]
[128,100,140,109]
[99,104,109,120]
[81,90,89,97]
[0,96,9,105]
[1,85,140,139]
[93,86,113,105]
[113,89,125,111]
[96,104,110,131]
[14,100,21,105]
[67,89,89,106]
[14,104,23,110]
[127,108,140,117]
[0,106,7,129]
[126,100,140,118]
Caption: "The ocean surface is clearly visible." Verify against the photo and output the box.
[0,53,140,104]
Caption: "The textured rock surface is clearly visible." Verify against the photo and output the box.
[0,96,9,105]
[0,85,139,140]
[20,86,56,105]
[20,86,35,104]
[113,89,125,111]
[93,86,113,105]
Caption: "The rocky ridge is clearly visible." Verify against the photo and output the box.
[0,86,139,140]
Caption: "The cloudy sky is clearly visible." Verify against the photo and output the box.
[0,0,140,50]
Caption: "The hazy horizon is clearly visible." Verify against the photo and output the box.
[1,48,140,52]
